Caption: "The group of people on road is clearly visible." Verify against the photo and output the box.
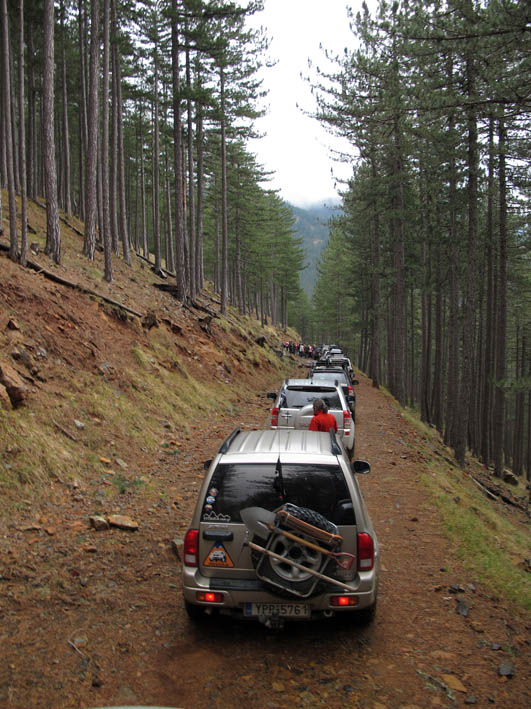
[283,341,320,359]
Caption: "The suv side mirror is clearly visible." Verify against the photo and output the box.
[352,380,359,385]
[203,459,212,470]
[266,392,277,400]
[352,460,370,475]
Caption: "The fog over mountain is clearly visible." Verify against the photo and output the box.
[289,202,341,296]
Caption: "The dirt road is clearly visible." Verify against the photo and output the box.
[1,369,529,708]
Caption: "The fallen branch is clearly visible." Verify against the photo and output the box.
[59,215,84,237]
[52,419,78,442]
[468,474,498,501]
[135,251,176,279]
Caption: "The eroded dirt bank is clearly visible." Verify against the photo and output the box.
[1,370,530,709]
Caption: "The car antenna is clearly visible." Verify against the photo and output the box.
[273,454,286,502]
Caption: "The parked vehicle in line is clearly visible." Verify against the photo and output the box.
[182,428,378,627]
[267,379,355,453]
[308,368,358,420]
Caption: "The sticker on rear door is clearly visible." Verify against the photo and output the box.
[204,542,234,568]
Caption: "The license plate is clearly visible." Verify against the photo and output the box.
[244,602,310,618]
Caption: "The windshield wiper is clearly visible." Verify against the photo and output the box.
[273,455,286,502]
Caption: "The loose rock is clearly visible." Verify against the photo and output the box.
[108,514,138,531]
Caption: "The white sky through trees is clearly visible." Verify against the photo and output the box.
[247,0,367,207]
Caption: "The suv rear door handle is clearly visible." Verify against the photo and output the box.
[203,530,234,541]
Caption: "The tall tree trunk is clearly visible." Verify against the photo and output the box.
[101,0,112,281]
[454,51,478,467]
[43,0,61,263]
[83,0,99,260]
[18,0,27,265]
[493,114,507,477]
[220,68,229,314]
[1,0,17,260]
[171,0,186,301]
[368,146,381,388]
[195,61,204,291]
[112,20,130,266]
[60,0,71,215]
[152,34,161,272]
[512,331,525,476]
[185,40,196,297]
[480,115,495,465]
[78,0,88,220]
[27,24,36,201]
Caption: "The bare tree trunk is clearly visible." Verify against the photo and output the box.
[153,43,161,272]
[1,0,17,260]
[195,62,204,291]
[26,25,36,201]
[220,67,228,314]
[18,0,27,265]
[112,16,130,266]
[480,115,496,465]
[101,0,112,281]
[78,0,88,221]
[83,0,99,260]
[139,107,147,258]
[60,0,72,215]
[493,114,507,477]
[43,0,61,263]
[185,39,196,296]
[171,0,186,300]
[454,51,478,467]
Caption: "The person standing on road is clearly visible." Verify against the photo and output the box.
[309,398,338,433]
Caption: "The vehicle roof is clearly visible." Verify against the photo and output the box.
[311,368,349,376]
[221,429,341,463]
[284,378,338,389]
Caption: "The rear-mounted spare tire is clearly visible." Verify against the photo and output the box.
[251,504,338,599]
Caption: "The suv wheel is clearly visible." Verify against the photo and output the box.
[252,505,337,598]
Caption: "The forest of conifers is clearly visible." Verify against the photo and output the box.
[305,1,531,480]
[0,0,530,480]
[0,0,303,324]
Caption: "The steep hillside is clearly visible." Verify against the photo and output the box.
[290,202,340,296]
[0,198,298,504]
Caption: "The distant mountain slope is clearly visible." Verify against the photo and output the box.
[290,203,340,296]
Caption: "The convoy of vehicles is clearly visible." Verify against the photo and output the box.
[181,345,379,627]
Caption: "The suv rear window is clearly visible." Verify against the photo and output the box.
[206,463,355,525]
[312,372,349,386]
[283,389,341,409]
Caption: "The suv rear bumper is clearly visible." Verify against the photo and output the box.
[183,568,378,616]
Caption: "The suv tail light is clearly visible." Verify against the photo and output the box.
[357,533,374,571]
[184,528,199,567]
[347,385,353,394]
[271,407,279,426]
[343,409,352,435]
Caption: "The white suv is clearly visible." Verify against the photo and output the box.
[182,429,379,627]
[267,379,355,454]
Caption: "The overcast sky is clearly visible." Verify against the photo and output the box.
[247,0,366,208]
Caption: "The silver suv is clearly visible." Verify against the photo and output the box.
[182,429,379,626]
[267,379,355,454]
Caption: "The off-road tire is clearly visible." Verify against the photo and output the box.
[251,504,337,598]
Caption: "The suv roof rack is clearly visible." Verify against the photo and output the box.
[219,427,241,454]
[329,430,342,455]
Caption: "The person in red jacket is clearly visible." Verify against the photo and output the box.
[309,399,338,433]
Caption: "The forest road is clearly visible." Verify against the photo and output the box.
[0,370,529,708]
